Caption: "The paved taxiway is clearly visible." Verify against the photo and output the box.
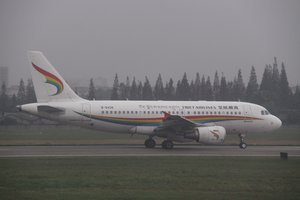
[0,145,299,157]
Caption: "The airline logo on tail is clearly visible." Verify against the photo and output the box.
[32,63,64,95]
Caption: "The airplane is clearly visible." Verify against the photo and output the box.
[17,51,282,149]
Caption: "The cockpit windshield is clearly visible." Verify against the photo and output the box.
[261,110,270,115]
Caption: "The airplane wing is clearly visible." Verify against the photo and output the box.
[155,112,206,133]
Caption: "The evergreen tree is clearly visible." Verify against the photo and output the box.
[176,72,190,100]
[130,77,138,100]
[17,79,26,104]
[259,65,273,106]
[175,80,180,100]
[190,80,195,100]
[124,76,130,100]
[9,94,17,112]
[165,78,175,100]
[205,76,213,100]
[0,83,8,113]
[292,86,300,109]
[111,74,119,100]
[193,72,201,100]
[271,57,280,105]
[200,75,206,100]
[25,79,36,103]
[260,65,273,92]
[213,71,220,100]
[226,81,234,101]
[279,62,291,108]
[232,69,245,100]
[137,81,143,100]
[119,82,126,100]
[154,74,165,100]
[88,78,96,100]
[245,66,259,103]
[219,74,227,100]
[142,76,153,100]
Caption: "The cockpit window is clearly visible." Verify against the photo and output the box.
[265,110,269,115]
[261,110,270,115]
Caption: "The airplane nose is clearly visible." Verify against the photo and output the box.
[275,117,282,129]
[271,116,282,130]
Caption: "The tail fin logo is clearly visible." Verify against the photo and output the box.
[32,63,64,96]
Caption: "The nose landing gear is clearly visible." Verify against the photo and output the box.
[239,134,247,149]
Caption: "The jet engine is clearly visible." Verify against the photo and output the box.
[184,126,226,144]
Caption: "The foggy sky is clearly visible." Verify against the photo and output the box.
[1,0,300,87]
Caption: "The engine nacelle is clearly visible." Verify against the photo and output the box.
[129,126,156,135]
[184,126,226,144]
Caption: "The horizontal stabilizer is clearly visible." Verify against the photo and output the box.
[37,105,65,113]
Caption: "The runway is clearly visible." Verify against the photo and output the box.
[0,145,299,157]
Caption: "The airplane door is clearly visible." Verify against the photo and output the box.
[82,103,91,121]
[242,104,253,134]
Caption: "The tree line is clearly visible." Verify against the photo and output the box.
[1,57,300,124]
[87,57,300,123]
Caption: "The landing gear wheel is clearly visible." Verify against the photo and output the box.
[238,134,247,149]
[239,142,247,149]
[162,140,174,149]
[144,138,156,148]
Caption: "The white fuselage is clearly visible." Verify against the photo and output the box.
[21,100,282,136]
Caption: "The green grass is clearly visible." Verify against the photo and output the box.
[0,157,299,200]
[0,125,299,145]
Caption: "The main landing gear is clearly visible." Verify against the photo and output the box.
[239,134,247,149]
[162,140,174,149]
[144,138,174,149]
[144,138,156,148]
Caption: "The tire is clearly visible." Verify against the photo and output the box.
[239,142,247,149]
[144,138,156,148]
[162,140,174,149]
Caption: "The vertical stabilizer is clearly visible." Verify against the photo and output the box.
[28,51,83,103]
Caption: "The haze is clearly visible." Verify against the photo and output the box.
[1,0,300,86]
